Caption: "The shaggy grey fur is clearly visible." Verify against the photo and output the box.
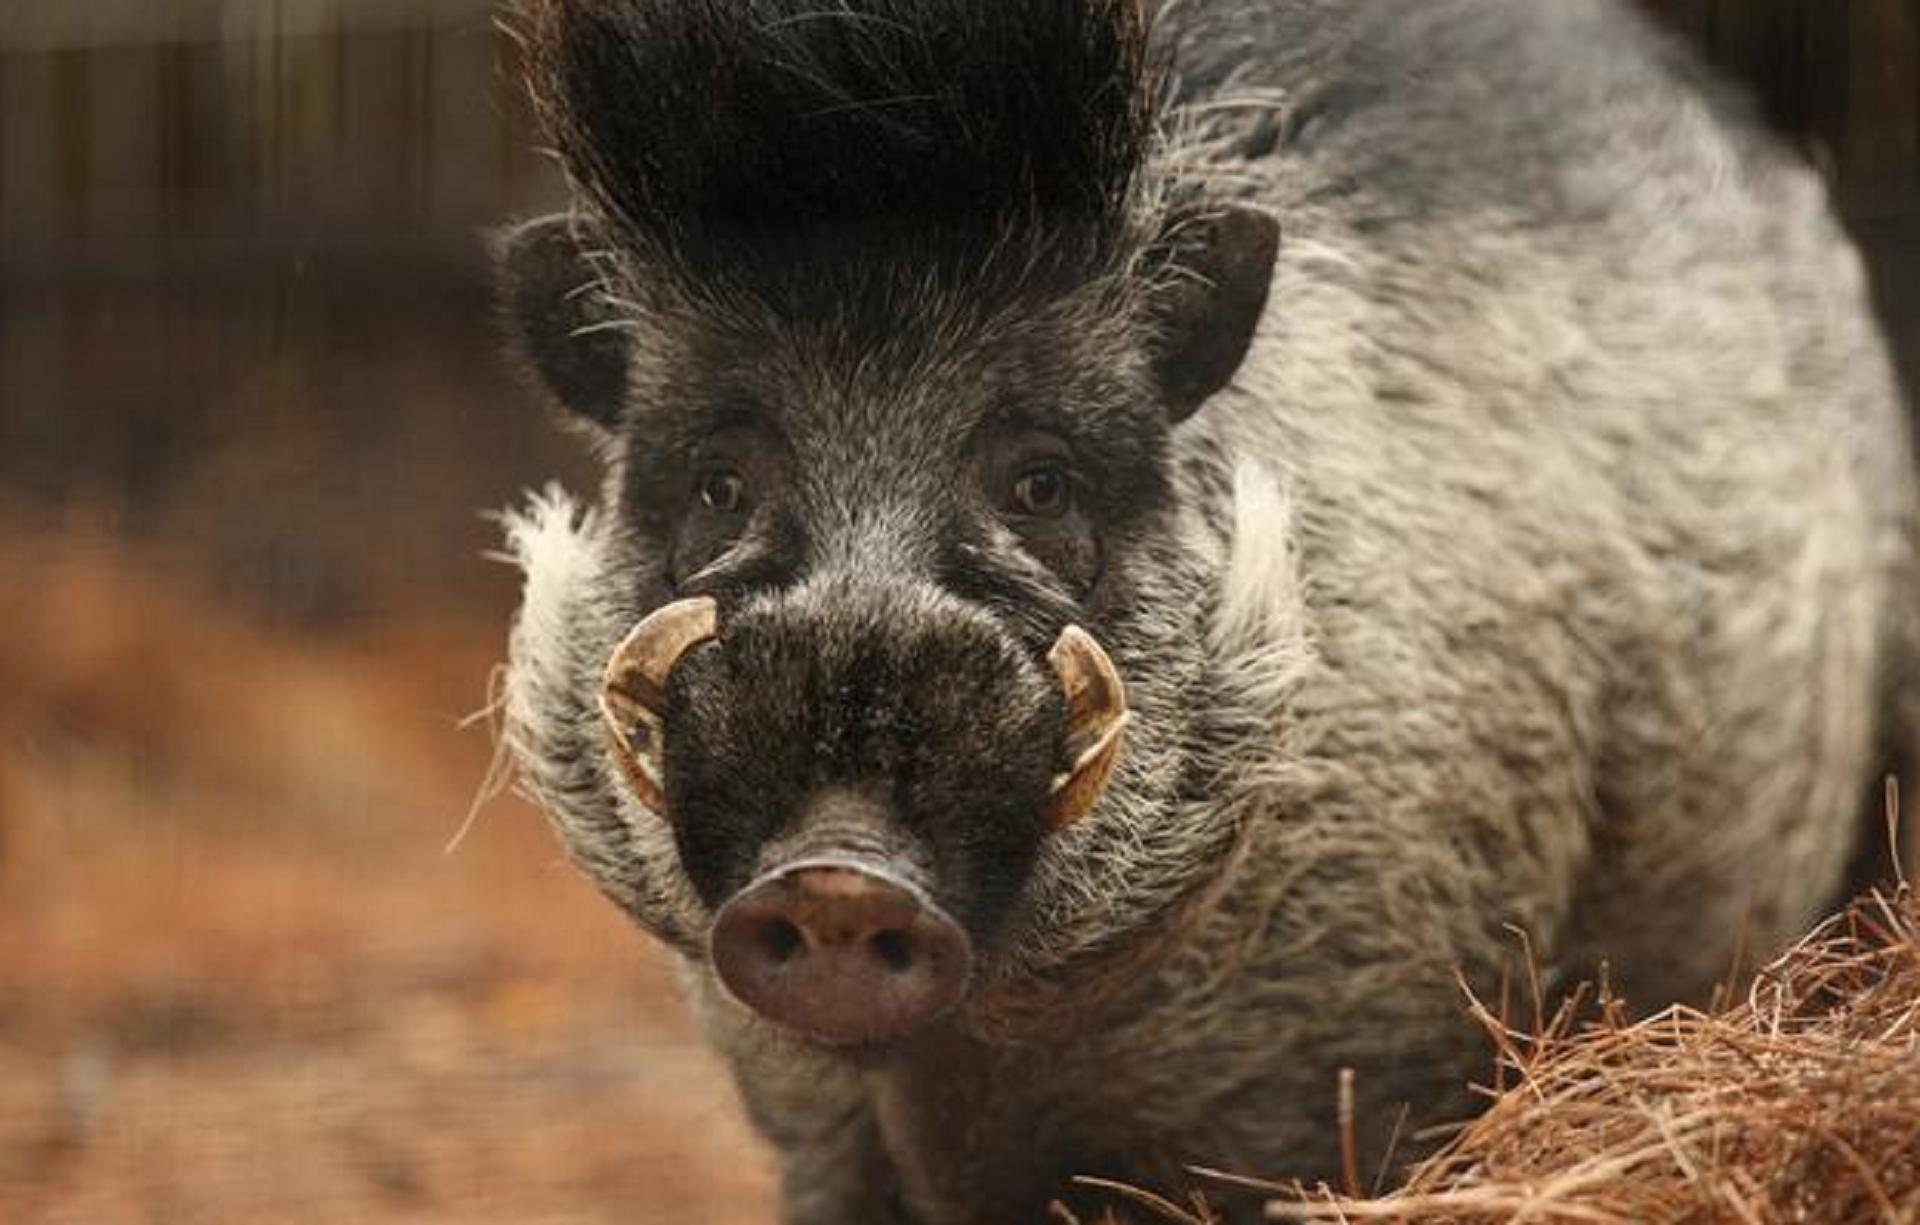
[498,1,1917,1220]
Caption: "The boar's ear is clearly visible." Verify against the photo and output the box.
[1145,205,1280,423]
[498,214,632,428]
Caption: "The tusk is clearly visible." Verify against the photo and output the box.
[599,596,718,814]
[1044,625,1130,830]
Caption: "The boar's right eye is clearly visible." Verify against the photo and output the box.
[697,469,747,514]
[1010,463,1073,519]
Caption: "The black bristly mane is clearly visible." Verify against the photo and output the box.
[522,0,1160,316]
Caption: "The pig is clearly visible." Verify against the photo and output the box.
[494,0,1919,1220]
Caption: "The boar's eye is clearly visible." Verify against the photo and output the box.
[697,468,747,514]
[1009,462,1073,519]
[976,430,1100,591]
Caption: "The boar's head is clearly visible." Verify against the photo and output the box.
[498,0,1277,1048]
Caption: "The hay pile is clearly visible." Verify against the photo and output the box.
[1097,884,1920,1224]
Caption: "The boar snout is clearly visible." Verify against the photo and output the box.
[710,857,974,1045]
[598,581,1133,1021]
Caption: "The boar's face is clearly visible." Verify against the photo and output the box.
[501,208,1274,1046]
[500,0,1278,1046]
[612,292,1146,919]
[500,206,1274,1045]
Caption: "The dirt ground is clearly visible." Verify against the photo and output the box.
[0,526,777,1223]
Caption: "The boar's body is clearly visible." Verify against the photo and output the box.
[499,0,1918,1220]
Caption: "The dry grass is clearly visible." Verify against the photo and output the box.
[1108,882,1920,1225]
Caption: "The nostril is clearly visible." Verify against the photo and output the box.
[758,918,805,965]
[869,928,915,974]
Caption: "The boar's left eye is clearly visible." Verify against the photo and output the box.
[1009,463,1073,519]
[698,468,747,514]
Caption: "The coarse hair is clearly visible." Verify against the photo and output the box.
[516,0,1166,319]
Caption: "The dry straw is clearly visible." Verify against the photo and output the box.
[1076,872,1919,1224]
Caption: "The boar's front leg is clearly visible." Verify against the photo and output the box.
[862,1034,1122,1225]
[772,1112,909,1225]
[725,1040,912,1225]
[733,1023,1072,1225]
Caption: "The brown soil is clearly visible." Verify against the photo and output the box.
[0,530,775,1223]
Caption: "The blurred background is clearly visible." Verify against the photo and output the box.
[0,3,769,1222]
[0,1,1913,1222]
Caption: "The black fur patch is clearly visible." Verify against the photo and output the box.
[521,0,1160,316]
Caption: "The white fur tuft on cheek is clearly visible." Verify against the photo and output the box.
[1213,459,1311,663]
[494,484,611,816]
[498,483,604,660]
[493,486,710,948]
[1195,457,1317,855]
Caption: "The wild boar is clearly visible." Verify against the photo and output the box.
[494,1,1918,1220]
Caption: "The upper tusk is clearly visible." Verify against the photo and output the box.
[1044,625,1129,830]
[599,596,719,814]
